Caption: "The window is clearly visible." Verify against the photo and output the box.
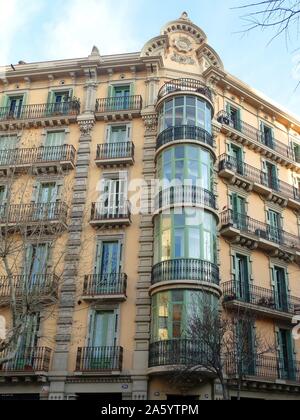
[8,96,24,118]
[96,174,128,217]
[0,135,18,150]
[226,104,241,131]
[260,123,274,148]
[264,161,278,190]
[94,240,122,276]
[158,95,212,134]
[267,210,282,243]
[277,329,295,380]
[293,142,300,163]
[154,209,217,264]
[108,84,134,110]
[106,125,130,144]
[272,266,289,311]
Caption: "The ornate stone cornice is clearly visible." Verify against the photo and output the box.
[77,117,95,135]
[142,113,158,133]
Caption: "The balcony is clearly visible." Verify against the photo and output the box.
[0,202,68,234]
[75,346,123,373]
[0,274,59,307]
[219,154,300,210]
[222,281,300,321]
[0,100,80,130]
[157,78,213,104]
[82,273,127,301]
[156,125,214,154]
[95,142,134,168]
[226,355,300,384]
[217,111,299,171]
[90,201,131,229]
[95,96,142,121]
[149,339,214,377]
[220,210,300,260]
[0,347,52,376]
[151,259,220,289]
[154,185,217,215]
[0,145,76,176]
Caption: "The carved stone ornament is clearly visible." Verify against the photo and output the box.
[142,113,158,132]
[174,36,193,53]
[78,119,95,135]
[171,53,195,65]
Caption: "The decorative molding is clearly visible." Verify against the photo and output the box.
[171,53,195,65]
[142,113,158,132]
[77,118,95,135]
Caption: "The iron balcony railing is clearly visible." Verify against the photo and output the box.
[157,125,214,150]
[226,354,300,382]
[0,145,76,168]
[76,346,123,372]
[222,281,300,315]
[149,339,211,368]
[0,347,52,372]
[157,78,213,102]
[152,259,220,286]
[155,185,217,211]
[83,273,127,297]
[0,202,68,226]
[0,274,59,298]
[219,154,300,202]
[220,210,300,250]
[91,201,131,222]
[217,111,293,160]
[0,100,80,122]
[96,142,134,161]
[95,96,142,113]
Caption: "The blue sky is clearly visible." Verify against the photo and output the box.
[1,0,299,117]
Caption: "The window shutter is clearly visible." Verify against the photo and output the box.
[87,310,95,347]
[47,91,53,104]
[129,83,135,97]
[68,89,73,101]
[22,93,28,106]
[106,126,111,144]
[270,266,275,286]
[108,85,114,98]
[226,102,230,116]
[232,254,237,283]
[94,242,102,274]
[237,108,242,131]
[31,182,39,203]
[55,181,63,202]
[126,125,131,142]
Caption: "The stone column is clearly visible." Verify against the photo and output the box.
[131,111,158,401]
[48,115,95,400]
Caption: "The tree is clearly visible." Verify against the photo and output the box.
[171,296,276,400]
[235,1,300,44]
[0,129,72,368]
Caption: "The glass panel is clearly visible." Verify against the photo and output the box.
[189,228,200,259]
[174,228,185,258]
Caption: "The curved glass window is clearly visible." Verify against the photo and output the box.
[153,209,217,264]
[151,290,219,342]
[158,96,212,134]
[157,145,214,191]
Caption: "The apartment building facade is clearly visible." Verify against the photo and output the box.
[0,12,300,400]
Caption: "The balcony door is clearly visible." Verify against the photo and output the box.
[231,193,247,230]
[264,161,278,191]
[112,85,131,110]
[36,182,57,219]
[94,241,122,293]
[106,125,130,159]
[13,314,39,370]
[43,131,65,161]
[272,266,289,312]
[237,320,256,376]
[100,177,127,218]
[234,254,250,302]
[0,135,18,163]
[229,144,244,175]
[277,329,295,381]
[8,96,23,118]
[227,104,241,131]
[261,123,274,149]
[25,244,49,288]
[267,210,281,244]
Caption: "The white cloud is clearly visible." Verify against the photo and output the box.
[0,0,42,75]
[42,0,141,60]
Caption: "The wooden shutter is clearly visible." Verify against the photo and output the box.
[108,85,114,98]
[87,310,96,347]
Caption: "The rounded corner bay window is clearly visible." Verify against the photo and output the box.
[153,209,217,265]
[151,289,219,342]
[158,95,213,135]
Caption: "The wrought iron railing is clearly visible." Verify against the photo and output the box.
[95,96,142,113]
[219,154,299,201]
[226,354,300,382]
[0,347,52,372]
[83,273,127,297]
[0,274,59,298]
[76,346,123,372]
[155,185,217,211]
[0,100,80,122]
[157,125,214,150]
[222,281,300,315]
[96,142,134,161]
[91,201,131,222]
[152,259,220,286]
[149,339,211,368]
[217,111,293,160]
[157,78,213,102]
[220,210,300,250]
[0,145,76,167]
[0,202,68,226]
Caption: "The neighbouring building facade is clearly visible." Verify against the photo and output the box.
[0,12,300,401]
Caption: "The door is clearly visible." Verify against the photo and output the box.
[237,320,256,376]
[8,96,23,118]
[100,178,127,218]
[43,131,65,161]
[107,126,128,158]
[36,182,57,219]
[229,144,244,175]
[113,86,130,110]
[261,124,274,149]
[227,104,241,131]
[265,162,278,191]
[278,329,295,380]
[235,254,250,303]
[273,266,289,312]
[0,135,17,165]
[25,244,48,289]
[94,241,122,294]
[267,210,281,244]
[232,194,247,230]
[88,311,118,370]
[53,91,70,114]
[14,314,39,370]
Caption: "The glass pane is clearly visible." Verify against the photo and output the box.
[175,97,184,107]
[175,107,184,126]
[186,106,196,125]
[203,231,212,261]
[189,228,200,259]
[186,96,195,107]
[174,228,185,258]
[174,213,185,227]
[161,229,171,261]
[175,146,184,159]
[175,160,184,181]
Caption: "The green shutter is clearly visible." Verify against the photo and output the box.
[226,102,230,116]
[108,85,114,98]
[87,310,96,347]
[68,89,73,101]
[237,108,242,131]
[129,83,135,97]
